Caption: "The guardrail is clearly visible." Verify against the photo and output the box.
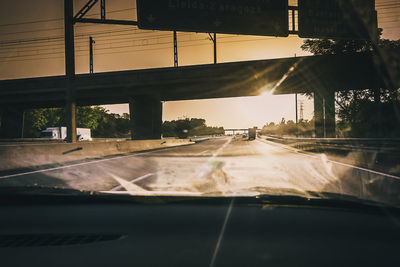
[0,138,131,144]
[261,135,400,176]
[189,137,211,143]
[263,135,400,153]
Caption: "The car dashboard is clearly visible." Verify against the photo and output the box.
[0,194,399,267]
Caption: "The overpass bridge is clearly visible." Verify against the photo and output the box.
[225,129,262,135]
[1,49,399,140]
[2,0,398,142]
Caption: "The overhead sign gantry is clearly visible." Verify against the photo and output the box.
[136,0,289,37]
[59,0,379,142]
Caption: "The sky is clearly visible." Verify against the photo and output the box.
[0,0,398,128]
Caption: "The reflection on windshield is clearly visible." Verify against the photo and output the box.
[1,135,399,207]
[0,0,399,208]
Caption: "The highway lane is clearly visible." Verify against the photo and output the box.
[0,137,399,205]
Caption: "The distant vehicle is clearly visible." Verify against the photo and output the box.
[40,127,67,140]
[76,128,92,141]
[40,127,92,141]
[248,127,257,141]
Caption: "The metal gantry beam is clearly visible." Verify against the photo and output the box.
[74,18,138,25]
[65,0,77,143]
[74,0,98,20]
[73,0,137,26]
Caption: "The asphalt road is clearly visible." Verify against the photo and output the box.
[0,137,399,205]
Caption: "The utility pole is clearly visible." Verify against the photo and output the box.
[89,36,95,74]
[21,111,25,138]
[173,31,178,67]
[300,101,304,122]
[295,93,298,124]
[295,93,298,137]
[208,33,217,64]
[323,98,326,138]
[374,88,382,137]
[213,33,217,64]
[101,0,106,20]
[64,0,77,143]
[294,53,298,124]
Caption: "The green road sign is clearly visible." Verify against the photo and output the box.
[137,0,289,37]
[298,0,377,40]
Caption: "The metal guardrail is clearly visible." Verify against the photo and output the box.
[0,138,130,143]
[263,135,400,153]
[189,137,210,143]
[0,138,65,143]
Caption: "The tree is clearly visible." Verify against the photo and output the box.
[301,30,400,137]
[23,106,131,138]
[261,119,314,137]
[23,109,49,137]
[161,118,224,138]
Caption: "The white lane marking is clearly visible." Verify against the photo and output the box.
[195,150,210,155]
[197,137,233,179]
[209,198,234,267]
[319,159,400,180]
[211,138,232,159]
[110,173,154,191]
[258,139,400,180]
[0,150,158,180]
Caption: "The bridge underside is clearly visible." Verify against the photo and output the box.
[0,49,399,139]
[1,49,399,108]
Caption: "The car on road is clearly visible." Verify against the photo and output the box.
[40,127,92,141]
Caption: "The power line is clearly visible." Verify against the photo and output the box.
[0,32,181,52]
[0,0,398,63]
[0,7,136,28]
[0,34,297,61]
[0,32,195,55]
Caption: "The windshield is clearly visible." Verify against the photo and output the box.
[0,0,399,207]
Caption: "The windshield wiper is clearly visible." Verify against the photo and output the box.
[0,186,398,213]
[246,191,400,213]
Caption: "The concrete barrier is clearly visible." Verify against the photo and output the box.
[0,139,193,171]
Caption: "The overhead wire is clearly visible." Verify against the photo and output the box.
[0,34,271,60]
[0,0,398,63]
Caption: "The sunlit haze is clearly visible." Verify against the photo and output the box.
[0,0,398,127]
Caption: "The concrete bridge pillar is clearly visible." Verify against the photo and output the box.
[314,92,324,138]
[374,88,382,137]
[324,90,336,138]
[314,91,336,138]
[0,106,24,138]
[129,96,163,140]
